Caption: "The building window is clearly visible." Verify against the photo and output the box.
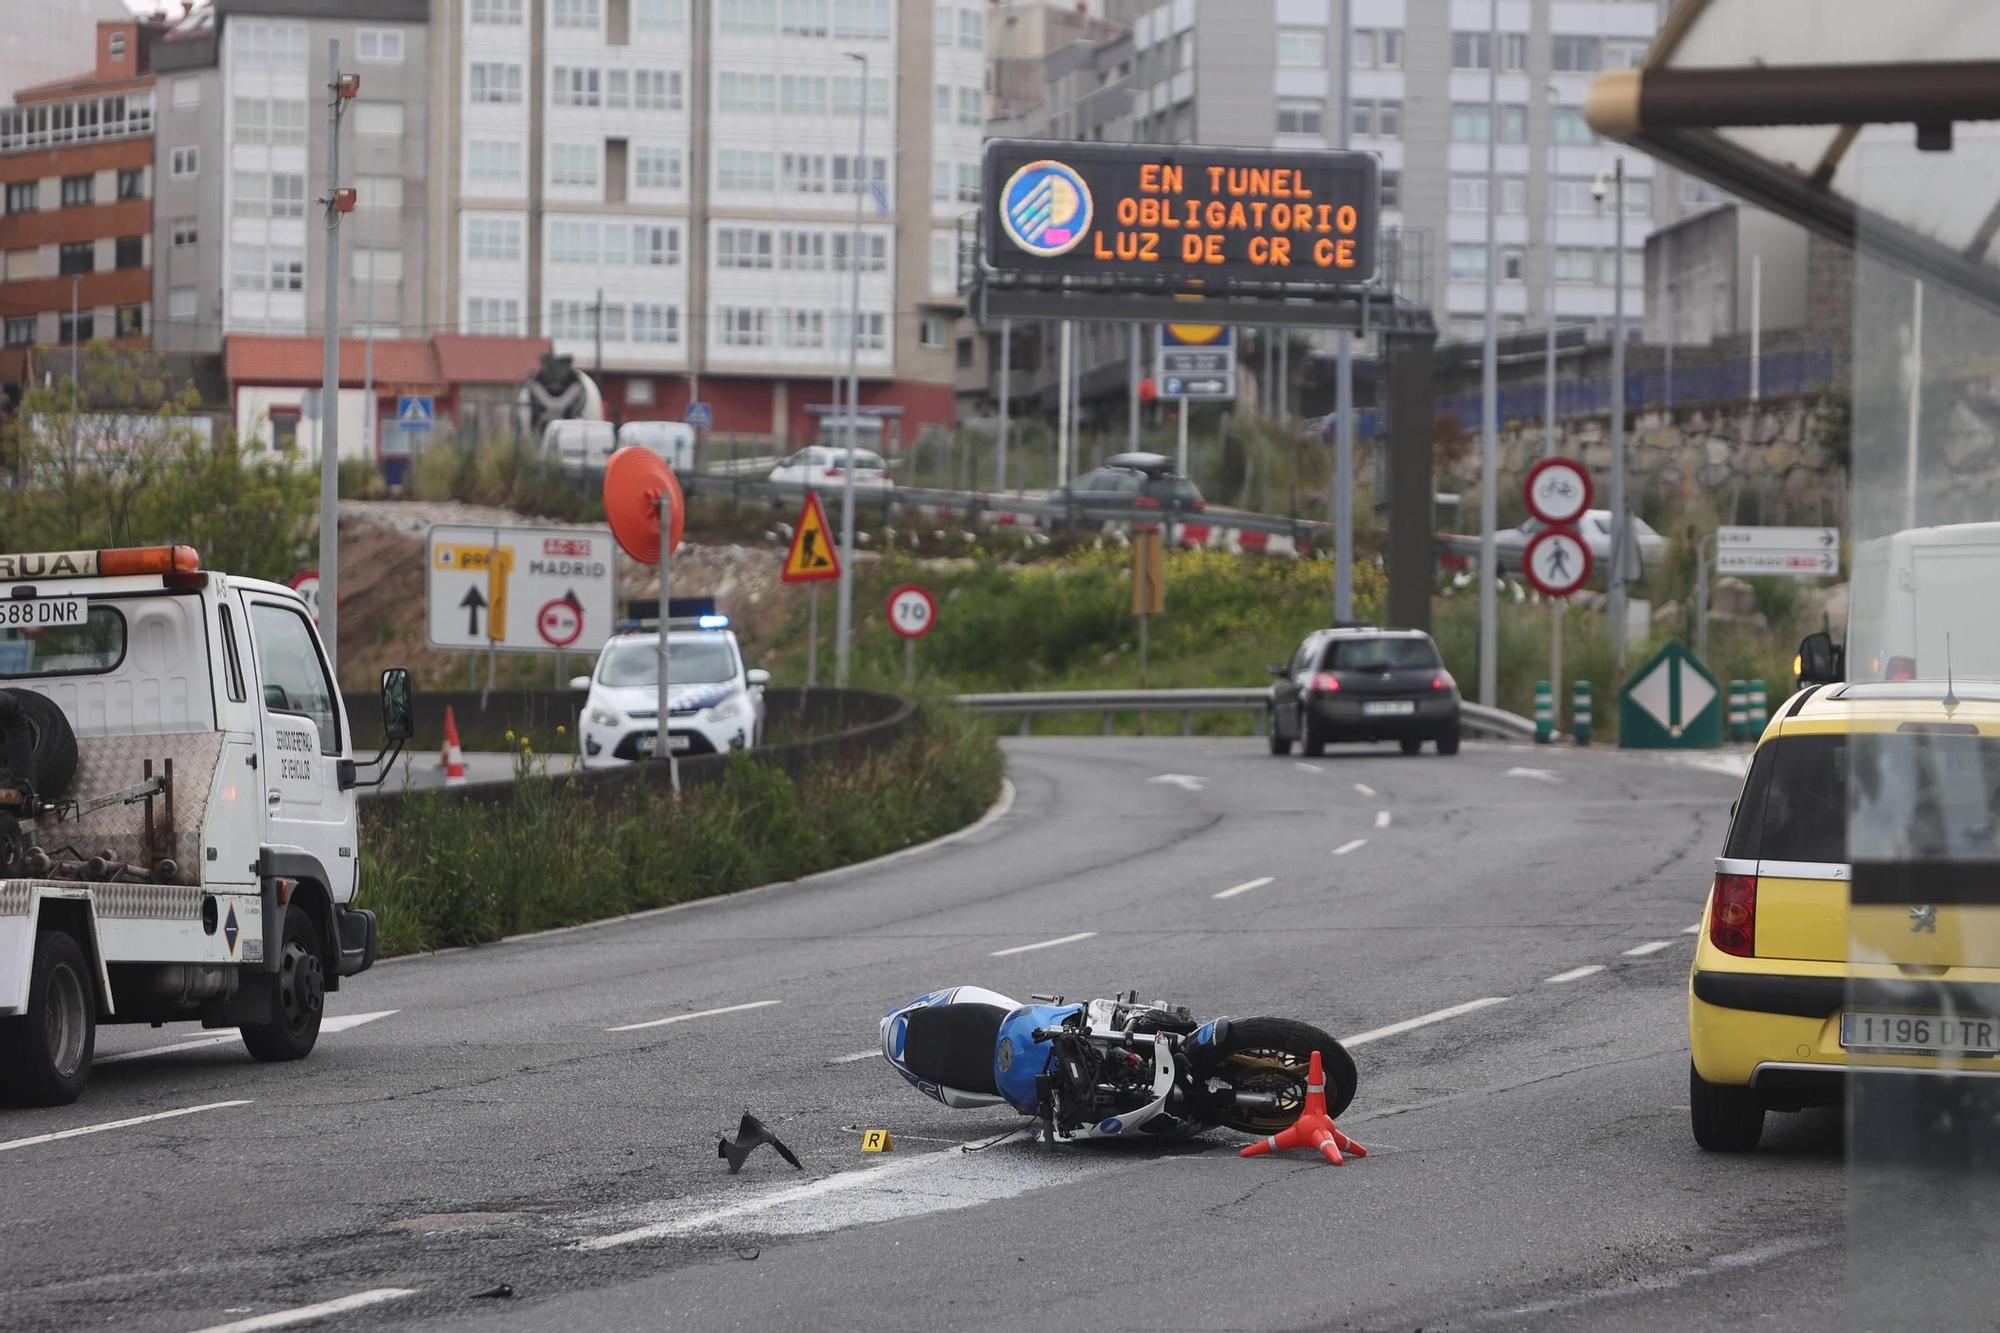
[466,296,521,333]
[269,245,304,291]
[831,232,888,272]
[552,66,602,107]
[472,0,524,22]
[956,336,974,368]
[468,140,525,190]
[4,181,35,214]
[634,69,680,111]
[173,77,200,107]
[109,30,127,59]
[171,217,197,247]
[354,248,402,282]
[1604,38,1649,70]
[716,226,774,269]
[1552,106,1598,146]
[719,71,776,115]
[117,167,144,200]
[634,145,682,191]
[1451,103,1489,142]
[1353,27,1401,69]
[61,175,94,208]
[831,0,890,40]
[59,313,94,343]
[4,317,34,347]
[58,241,95,276]
[1354,98,1400,139]
[627,377,655,404]
[780,229,826,269]
[1380,169,1400,209]
[787,74,829,117]
[550,142,600,188]
[470,64,523,105]
[716,148,774,192]
[957,86,981,127]
[1448,244,1487,282]
[356,28,404,62]
[1681,177,1727,208]
[1452,30,1525,70]
[959,6,981,49]
[553,0,601,27]
[116,304,144,337]
[632,223,678,265]
[1276,97,1322,136]
[635,0,686,33]
[269,173,304,218]
[930,231,953,290]
[1552,35,1600,72]
[919,315,946,348]
[1502,248,1525,282]
[718,306,769,348]
[1277,25,1323,67]
[355,103,403,135]
[168,287,196,320]
[466,216,524,262]
[632,303,679,344]
[1554,247,1597,283]
[115,235,144,269]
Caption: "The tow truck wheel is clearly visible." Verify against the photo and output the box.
[241,904,325,1063]
[0,928,95,1106]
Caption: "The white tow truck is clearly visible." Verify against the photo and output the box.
[0,545,411,1105]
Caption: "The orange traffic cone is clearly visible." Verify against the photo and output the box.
[441,706,467,787]
[1238,1049,1367,1166]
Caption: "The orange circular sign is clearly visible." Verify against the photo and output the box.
[604,446,685,564]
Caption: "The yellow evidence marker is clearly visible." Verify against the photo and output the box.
[860,1129,895,1153]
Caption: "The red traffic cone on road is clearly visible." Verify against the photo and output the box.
[1238,1049,1367,1166]
[441,706,467,787]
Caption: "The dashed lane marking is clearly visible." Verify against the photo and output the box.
[1545,965,1606,984]
[1622,940,1675,957]
[1354,783,1377,797]
[1295,762,1324,775]
[1333,839,1368,856]
[189,1289,419,1333]
[830,1050,881,1064]
[991,931,1098,957]
[1343,997,1508,1047]
[1683,924,1702,934]
[1213,876,1274,900]
[1375,809,1392,829]
[98,1011,398,1065]
[607,999,782,1033]
[0,1100,252,1154]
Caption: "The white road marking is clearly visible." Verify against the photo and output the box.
[829,1050,881,1064]
[1683,924,1702,934]
[1147,773,1206,792]
[991,931,1098,957]
[1354,782,1376,797]
[0,1100,252,1154]
[1213,876,1274,900]
[572,1146,1122,1251]
[1332,838,1368,857]
[1374,809,1392,828]
[1343,997,1508,1047]
[1545,965,1606,984]
[98,1010,398,1066]
[1623,940,1675,957]
[607,999,782,1033]
[1504,766,1563,783]
[1295,762,1324,774]
[190,1289,418,1332]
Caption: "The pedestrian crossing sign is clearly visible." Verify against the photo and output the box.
[782,491,842,583]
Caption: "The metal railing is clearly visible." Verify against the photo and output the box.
[954,688,1537,741]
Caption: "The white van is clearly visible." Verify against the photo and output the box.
[617,420,696,473]
[1845,522,2000,682]
[541,419,618,470]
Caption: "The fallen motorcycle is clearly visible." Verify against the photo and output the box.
[879,986,1357,1143]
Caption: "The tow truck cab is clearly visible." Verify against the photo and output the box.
[0,545,411,1106]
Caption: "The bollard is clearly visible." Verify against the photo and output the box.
[1749,680,1768,735]
[1534,680,1554,744]
[1571,681,1592,745]
[1727,680,1748,742]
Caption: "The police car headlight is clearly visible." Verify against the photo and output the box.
[708,694,746,722]
[589,708,621,727]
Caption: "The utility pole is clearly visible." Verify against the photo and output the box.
[362,240,376,474]
[317,41,351,671]
[1332,0,1356,623]
[1607,155,1629,675]
[1543,84,1558,460]
[593,286,605,386]
[1127,323,1140,452]
[1476,0,1500,707]
[69,277,79,386]
[834,50,868,687]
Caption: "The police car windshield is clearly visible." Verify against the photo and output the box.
[598,638,736,687]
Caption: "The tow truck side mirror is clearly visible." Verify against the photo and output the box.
[380,667,413,743]
[1796,632,1844,687]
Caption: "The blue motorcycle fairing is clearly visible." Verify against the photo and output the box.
[993,1003,1082,1114]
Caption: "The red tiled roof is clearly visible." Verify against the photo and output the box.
[225,336,443,392]
[433,333,554,385]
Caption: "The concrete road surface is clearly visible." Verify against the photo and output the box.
[1,738,1960,1330]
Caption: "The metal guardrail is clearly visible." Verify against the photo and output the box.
[954,688,1537,741]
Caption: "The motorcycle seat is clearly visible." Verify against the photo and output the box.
[900,1001,1007,1096]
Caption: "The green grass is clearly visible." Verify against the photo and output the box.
[358,702,1002,956]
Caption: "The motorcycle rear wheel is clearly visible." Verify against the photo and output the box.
[1206,1017,1358,1133]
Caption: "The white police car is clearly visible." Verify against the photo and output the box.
[571,614,768,768]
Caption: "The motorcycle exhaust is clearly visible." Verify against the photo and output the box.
[1231,1092,1284,1113]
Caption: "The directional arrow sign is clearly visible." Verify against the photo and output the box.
[459,585,488,638]
[1618,641,1723,749]
[426,525,614,653]
[1715,525,1841,578]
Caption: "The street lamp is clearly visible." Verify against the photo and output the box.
[834,50,868,688]
[1591,158,1628,675]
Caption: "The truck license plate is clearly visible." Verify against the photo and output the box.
[1840,1012,2000,1056]
[1362,700,1415,716]
[0,597,86,631]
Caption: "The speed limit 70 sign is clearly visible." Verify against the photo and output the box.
[887,585,937,640]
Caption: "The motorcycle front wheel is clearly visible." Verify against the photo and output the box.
[1206,1017,1358,1134]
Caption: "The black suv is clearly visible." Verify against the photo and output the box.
[1266,627,1461,756]
[1049,452,1204,527]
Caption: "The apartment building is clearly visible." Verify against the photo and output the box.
[0,19,165,383]
[0,0,131,104]
[438,0,978,445]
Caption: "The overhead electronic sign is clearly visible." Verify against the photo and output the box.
[984,140,1380,286]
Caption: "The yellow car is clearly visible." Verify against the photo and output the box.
[1689,678,2000,1151]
